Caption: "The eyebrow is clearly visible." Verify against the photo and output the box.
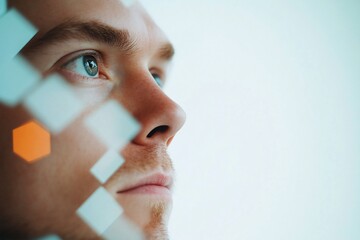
[158,42,175,60]
[25,20,175,60]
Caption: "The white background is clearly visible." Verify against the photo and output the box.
[142,1,360,239]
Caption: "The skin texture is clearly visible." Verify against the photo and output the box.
[0,0,185,239]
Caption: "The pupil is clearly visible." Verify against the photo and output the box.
[83,56,98,77]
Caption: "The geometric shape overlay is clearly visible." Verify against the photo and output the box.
[0,56,40,106]
[35,234,62,240]
[23,75,85,134]
[122,0,136,7]
[77,187,123,235]
[103,215,144,240]
[0,0,7,17]
[90,150,125,184]
[0,8,37,66]
[12,120,51,162]
[85,100,140,150]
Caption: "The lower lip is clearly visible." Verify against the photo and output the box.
[119,185,171,196]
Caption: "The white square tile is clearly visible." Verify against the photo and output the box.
[103,215,144,240]
[122,0,135,7]
[85,100,140,150]
[24,75,85,133]
[0,56,40,106]
[91,150,125,184]
[35,235,62,240]
[0,8,37,66]
[77,187,123,235]
[0,0,7,16]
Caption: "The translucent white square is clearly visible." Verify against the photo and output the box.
[91,150,125,184]
[24,75,85,134]
[77,187,123,235]
[103,215,144,240]
[0,0,7,16]
[122,0,135,7]
[85,100,140,150]
[0,56,40,106]
[35,235,62,240]
[0,8,37,66]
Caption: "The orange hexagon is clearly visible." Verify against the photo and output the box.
[12,120,51,162]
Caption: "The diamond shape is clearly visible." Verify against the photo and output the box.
[0,56,40,106]
[91,150,124,184]
[103,215,144,240]
[85,100,140,150]
[77,187,123,235]
[35,235,62,240]
[122,0,136,7]
[24,75,85,134]
[0,0,7,16]
[0,8,37,66]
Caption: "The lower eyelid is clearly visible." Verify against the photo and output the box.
[58,68,110,87]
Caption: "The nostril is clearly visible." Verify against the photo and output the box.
[146,125,169,138]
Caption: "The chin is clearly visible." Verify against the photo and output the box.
[143,200,172,240]
[117,195,172,240]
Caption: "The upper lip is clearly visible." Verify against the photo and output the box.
[117,173,173,193]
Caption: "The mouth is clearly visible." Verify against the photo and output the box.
[117,173,173,197]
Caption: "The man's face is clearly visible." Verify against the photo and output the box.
[0,0,185,239]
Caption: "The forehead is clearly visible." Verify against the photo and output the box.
[11,0,168,47]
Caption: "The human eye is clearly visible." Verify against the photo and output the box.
[66,54,99,77]
[53,51,115,105]
[59,51,108,84]
[152,73,163,88]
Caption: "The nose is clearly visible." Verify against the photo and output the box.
[116,73,186,147]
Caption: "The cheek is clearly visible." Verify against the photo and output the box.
[0,105,105,225]
[49,116,107,204]
[71,82,115,106]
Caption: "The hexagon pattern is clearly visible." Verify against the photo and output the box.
[12,121,51,162]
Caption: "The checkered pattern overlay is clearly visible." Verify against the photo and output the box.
[0,1,144,238]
